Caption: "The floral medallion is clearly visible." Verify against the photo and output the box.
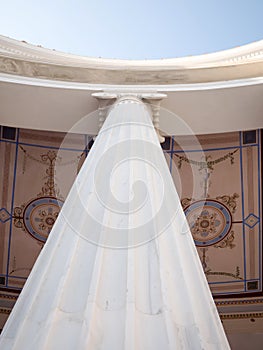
[184,199,232,247]
[23,197,64,242]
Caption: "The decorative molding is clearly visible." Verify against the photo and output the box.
[216,299,263,306]
[0,308,11,315]
[1,35,263,68]
[220,312,263,320]
[0,293,18,301]
[0,56,263,85]
[1,72,263,95]
[1,35,263,88]
[225,50,263,64]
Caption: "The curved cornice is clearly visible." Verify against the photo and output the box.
[0,35,263,85]
[1,72,263,92]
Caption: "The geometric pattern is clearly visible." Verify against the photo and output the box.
[244,213,260,228]
[0,208,11,223]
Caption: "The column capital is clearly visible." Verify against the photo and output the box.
[92,92,167,142]
[142,94,167,143]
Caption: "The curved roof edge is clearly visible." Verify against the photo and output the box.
[0,35,263,85]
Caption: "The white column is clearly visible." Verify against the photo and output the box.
[0,96,230,350]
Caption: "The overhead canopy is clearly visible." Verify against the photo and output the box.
[0,35,262,134]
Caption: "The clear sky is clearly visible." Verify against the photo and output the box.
[0,0,262,59]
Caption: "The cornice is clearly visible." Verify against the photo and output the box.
[1,72,263,92]
[0,35,263,85]
[0,55,263,85]
[1,35,263,67]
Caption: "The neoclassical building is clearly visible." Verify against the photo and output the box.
[0,35,262,349]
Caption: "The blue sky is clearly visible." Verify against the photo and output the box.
[0,0,262,59]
